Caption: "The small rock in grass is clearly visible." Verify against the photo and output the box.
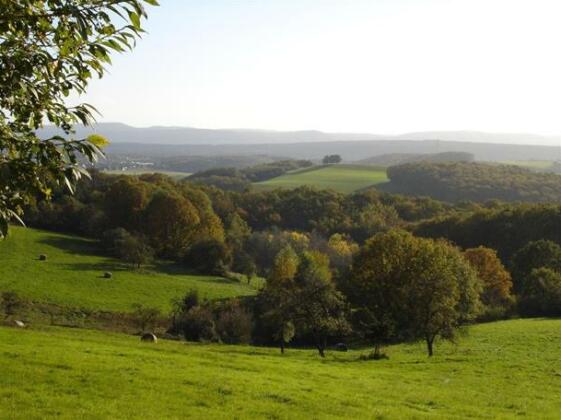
[39,254,47,261]
[140,332,157,343]
[103,272,112,279]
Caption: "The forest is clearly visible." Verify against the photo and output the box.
[382,161,561,202]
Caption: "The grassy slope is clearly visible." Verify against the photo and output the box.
[1,319,561,418]
[254,164,388,193]
[0,227,256,312]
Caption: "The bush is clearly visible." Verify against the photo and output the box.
[181,306,218,342]
[215,300,253,344]
[0,291,26,320]
[131,304,162,332]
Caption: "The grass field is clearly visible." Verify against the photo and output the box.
[0,227,257,313]
[253,164,388,193]
[1,318,560,418]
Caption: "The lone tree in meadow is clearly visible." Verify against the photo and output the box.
[0,0,158,237]
[347,230,481,356]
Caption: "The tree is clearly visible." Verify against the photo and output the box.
[143,191,200,258]
[464,246,513,308]
[117,234,153,268]
[0,0,158,237]
[292,251,349,357]
[511,240,561,294]
[183,239,232,274]
[518,267,561,317]
[347,230,481,357]
[261,246,300,353]
[104,178,149,231]
[322,155,342,164]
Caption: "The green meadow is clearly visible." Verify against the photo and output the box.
[0,227,257,313]
[253,164,388,193]
[1,319,560,419]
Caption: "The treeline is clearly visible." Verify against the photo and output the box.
[382,162,561,203]
[23,171,452,276]
[98,154,281,174]
[186,159,313,191]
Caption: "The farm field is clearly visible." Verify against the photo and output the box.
[0,227,257,313]
[1,319,560,419]
[253,164,388,193]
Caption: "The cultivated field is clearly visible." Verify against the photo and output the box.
[1,319,560,419]
[0,227,257,312]
[253,164,388,193]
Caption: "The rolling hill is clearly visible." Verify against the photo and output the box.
[253,165,388,193]
[2,319,560,418]
[0,227,257,313]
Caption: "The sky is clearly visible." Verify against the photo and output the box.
[80,0,561,135]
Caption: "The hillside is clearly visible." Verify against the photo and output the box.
[253,165,388,193]
[0,227,257,312]
[381,161,561,203]
[2,319,560,418]
[357,151,474,166]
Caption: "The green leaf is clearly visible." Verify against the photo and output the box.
[86,134,110,148]
[129,11,141,29]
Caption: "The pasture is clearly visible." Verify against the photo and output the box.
[0,227,257,313]
[253,164,388,193]
[1,319,560,418]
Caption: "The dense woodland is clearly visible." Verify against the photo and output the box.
[16,167,561,356]
[382,161,561,203]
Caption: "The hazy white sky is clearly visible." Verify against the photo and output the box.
[81,0,561,134]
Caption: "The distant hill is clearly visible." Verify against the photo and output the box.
[358,152,474,166]
[37,122,385,145]
[37,123,561,162]
[38,122,561,146]
[103,139,561,163]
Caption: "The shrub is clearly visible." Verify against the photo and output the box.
[0,291,26,320]
[131,304,162,332]
[181,306,218,342]
[215,300,253,344]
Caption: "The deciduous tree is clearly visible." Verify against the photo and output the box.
[0,0,158,237]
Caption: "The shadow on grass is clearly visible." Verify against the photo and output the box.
[38,236,99,256]
[61,262,130,273]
